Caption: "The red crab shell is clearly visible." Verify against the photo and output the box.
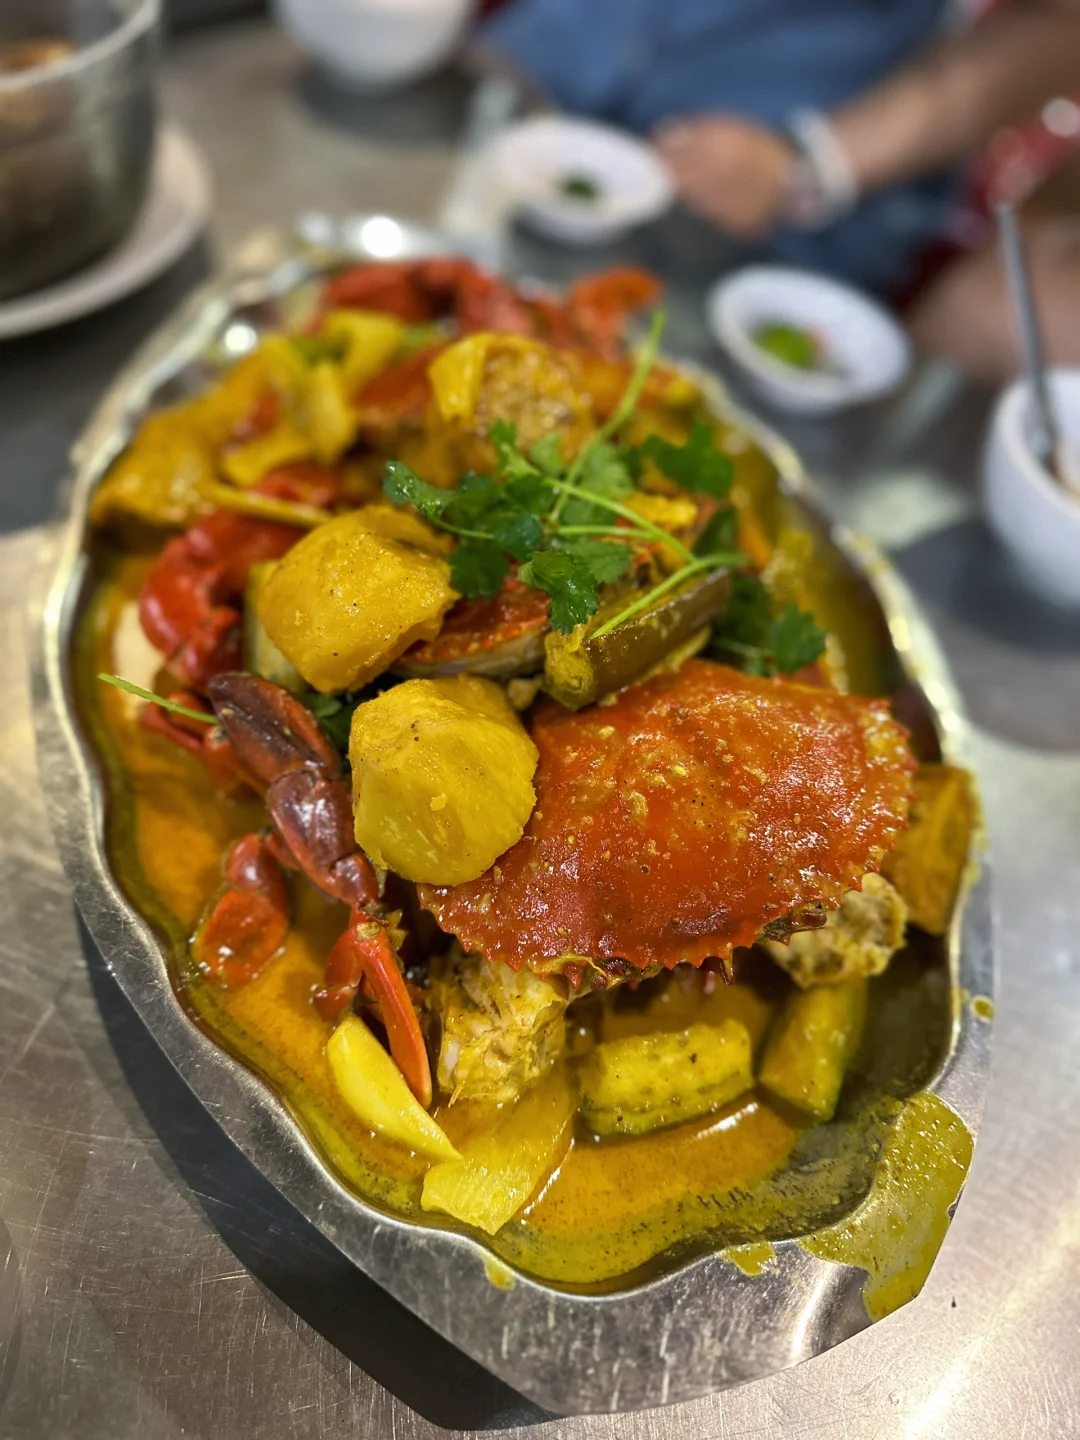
[420,660,916,975]
[396,570,550,679]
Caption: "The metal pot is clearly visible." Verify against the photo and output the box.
[0,0,159,301]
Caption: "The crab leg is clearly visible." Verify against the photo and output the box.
[203,673,430,1105]
[316,914,432,1108]
[192,834,290,988]
[138,466,343,695]
[140,688,259,795]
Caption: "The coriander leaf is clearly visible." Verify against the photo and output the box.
[444,471,501,528]
[561,442,635,526]
[450,541,509,599]
[553,536,634,585]
[504,469,556,515]
[300,691,356,751]
[529,433,566,477]
[383,460,450,521]
[492,509,544,561]
[317,706,355,751]
[302,692,342,719]
[766,604,827,675]
[639,423,734,499]
[709,577,826,678]
[489,419,535,481]
[301,678,401,752]
[693,505,739,558]
[489,418,517,454]
[518,550,601,634]
[716,573,772,650]
[579,441,635,495]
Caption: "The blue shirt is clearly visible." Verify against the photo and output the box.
[484,0,955,289]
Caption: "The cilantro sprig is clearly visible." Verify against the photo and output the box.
[300,675,401,752]
[97,674,215,722]
[380,311,827,668]
[709,574,827,677]
[381,312,746,634]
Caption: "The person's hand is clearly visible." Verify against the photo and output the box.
[653,115,796,239]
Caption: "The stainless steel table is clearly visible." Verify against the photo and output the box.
[2,17,1080,1439]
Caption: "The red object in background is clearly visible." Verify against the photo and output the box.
[895,0,1080,309]
[958,0,1080,211]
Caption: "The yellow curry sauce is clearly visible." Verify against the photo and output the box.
[79,537,972,1295]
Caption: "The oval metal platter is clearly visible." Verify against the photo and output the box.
[31,220,995,1417]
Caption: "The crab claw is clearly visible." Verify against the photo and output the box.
[322,260,438,322]
[316,913,432,1108]
[192,834,290,988]
[206,673,383,910]
[207,672,341,784]
[268,767,382,910]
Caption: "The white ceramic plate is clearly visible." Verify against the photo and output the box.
[0,124,212,341]
[489,116,674,247]
[707,265,911,416]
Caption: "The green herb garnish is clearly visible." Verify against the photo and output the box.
[709,574,826,676]
[300,691,364,751]
[752,321,826,373]
[380,310,818,660]
[635,423,735,499]
[559,173,601,202]
[97,674,215,722]
[300,676,401,752]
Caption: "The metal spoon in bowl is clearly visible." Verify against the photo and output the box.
[996,202,1080,497]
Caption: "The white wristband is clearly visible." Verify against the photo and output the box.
[785,108,860,230]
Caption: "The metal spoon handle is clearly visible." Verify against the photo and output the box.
[996,201,1060,471]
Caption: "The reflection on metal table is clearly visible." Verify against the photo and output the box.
[1,16,1079,1440]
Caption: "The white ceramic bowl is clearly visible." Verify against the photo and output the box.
[488,117,674,247]
[274,0,473,90]
[984,370,1080,606]
[706,265,912,416]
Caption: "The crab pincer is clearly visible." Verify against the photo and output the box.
[138,465,343,694]
[140,688,256,795]
[199,673,433,1106]
[315,916,432,1107]
[192,833,290,988]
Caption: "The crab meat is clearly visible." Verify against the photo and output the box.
[421,660,915,975]
[763,873,909,989]
[431,948,569,1104]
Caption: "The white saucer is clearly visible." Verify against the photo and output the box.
[707,265,912,416]
[0,124,212,341]
[488,117,674,248]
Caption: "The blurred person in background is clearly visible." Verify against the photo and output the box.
[479,0,1080,381]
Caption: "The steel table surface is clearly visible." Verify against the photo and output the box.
[1,17,1079,1440]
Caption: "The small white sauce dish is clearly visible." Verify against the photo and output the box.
[273,0,474,91]
[983,370,1080,606]
[706,265,912,416]
[488,117,674,247]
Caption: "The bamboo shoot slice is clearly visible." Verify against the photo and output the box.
[327,1014,460,1163]
[421,1068,576,1234]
